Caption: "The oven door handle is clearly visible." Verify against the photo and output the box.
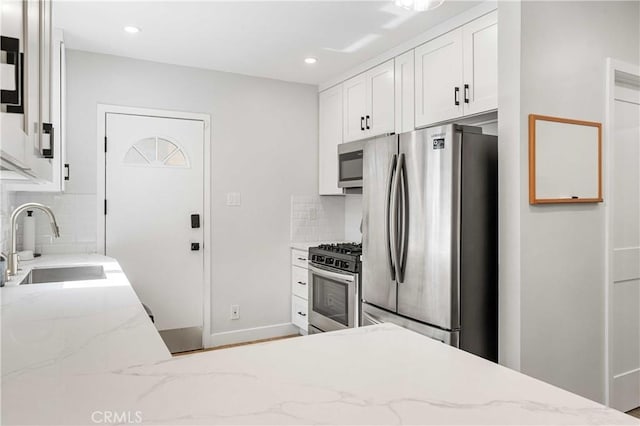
[308,264,355,284]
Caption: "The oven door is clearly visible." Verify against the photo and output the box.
[308,264,358,332]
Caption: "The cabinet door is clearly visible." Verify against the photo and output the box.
[414,29,463,128]
[343,74,367,142]
[394,50,415,134]
[366,59,394,137]
[462,11,498,116]
[318,85,344,195]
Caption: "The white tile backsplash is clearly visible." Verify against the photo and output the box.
[0,185,17,252]
[344,194,363,243]
[14,192,97,254]
[290,195,345,242]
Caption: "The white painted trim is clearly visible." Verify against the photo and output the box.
[603,58,640,407]
[96,104,213,346]
[206,323,299,348]
[613,367,640,380]
[318,0,497,92]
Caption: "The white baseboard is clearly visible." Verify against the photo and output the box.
[205,322,299,348]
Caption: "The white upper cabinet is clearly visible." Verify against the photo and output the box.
[415,11,497,128]
[415,29,463,127]
[394,50,415,134]
[318,84,344,195]
[343,60,394,142]
[462,11,498,116]
[367,60,395,137]
[1,0,66,190]
[343,75,367,143]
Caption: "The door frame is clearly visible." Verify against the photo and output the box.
[603,58,640,407]
[96,104,212,345]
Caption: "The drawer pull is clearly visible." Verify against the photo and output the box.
[297,257,307,261]
[297,281,307,286]
[297,311,307,317]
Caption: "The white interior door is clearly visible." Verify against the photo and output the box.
[105,113,205,348]
[610,83,640,412]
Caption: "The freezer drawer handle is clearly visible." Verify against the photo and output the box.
[385,154,398,280]
[454,87,460,106]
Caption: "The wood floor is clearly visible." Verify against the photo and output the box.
[172,334,300,356]
[627,407,640,419]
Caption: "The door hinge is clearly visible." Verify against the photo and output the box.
[104,199,107,215]
[104,136,107,153]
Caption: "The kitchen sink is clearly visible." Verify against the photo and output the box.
[20,265,107,285]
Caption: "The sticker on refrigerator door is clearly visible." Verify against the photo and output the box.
[432,138,445,149]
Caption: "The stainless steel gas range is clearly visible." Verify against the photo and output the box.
[307,243,362,334]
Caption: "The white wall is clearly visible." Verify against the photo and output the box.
[19,49,319,341]
[499,0,640,403]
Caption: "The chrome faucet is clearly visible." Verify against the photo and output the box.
[7,203,60,277]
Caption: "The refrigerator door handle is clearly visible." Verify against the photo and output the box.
[385,154,398,280]
[398,153,409,283]
[391,153,404,283]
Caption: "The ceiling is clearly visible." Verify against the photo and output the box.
[54,1,481,85]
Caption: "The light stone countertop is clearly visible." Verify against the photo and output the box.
[1,255,637,425]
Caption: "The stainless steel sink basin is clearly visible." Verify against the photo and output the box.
[20,265,107,285]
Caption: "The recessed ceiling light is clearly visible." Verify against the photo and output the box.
[304,57,318,65]
[124,26,141,34]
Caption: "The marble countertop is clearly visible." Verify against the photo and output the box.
[2,256,637,425]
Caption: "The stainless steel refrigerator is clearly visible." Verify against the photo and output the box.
[361,124,498,362]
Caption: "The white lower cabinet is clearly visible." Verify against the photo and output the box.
[291,295,308,331]
[290,248,309,334]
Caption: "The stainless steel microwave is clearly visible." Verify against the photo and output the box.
[337,140,364,188]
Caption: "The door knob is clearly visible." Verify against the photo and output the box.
[191,242,200,251]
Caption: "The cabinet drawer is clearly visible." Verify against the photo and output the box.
[291,249,309,269]
[291,266,309,300]
[291,295,308,330]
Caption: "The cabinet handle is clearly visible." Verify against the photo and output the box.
[0,36,24,113]
[41,123,54,159]
[64,164,70,181]
[360,116,365,131]
[464,84,470,104]
[297,281,307,286]
[454,87,460,106]
[366,115,370,130]
[297,257,307,261]
[297,311,307,317]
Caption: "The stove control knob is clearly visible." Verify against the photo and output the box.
[343,261,349,269]
[326,258,334,265]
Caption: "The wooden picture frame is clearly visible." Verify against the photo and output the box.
[529,114,603,204]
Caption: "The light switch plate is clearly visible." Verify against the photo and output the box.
[226,192,241,207]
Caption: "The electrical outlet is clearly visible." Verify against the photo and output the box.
[230,305,240,320]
